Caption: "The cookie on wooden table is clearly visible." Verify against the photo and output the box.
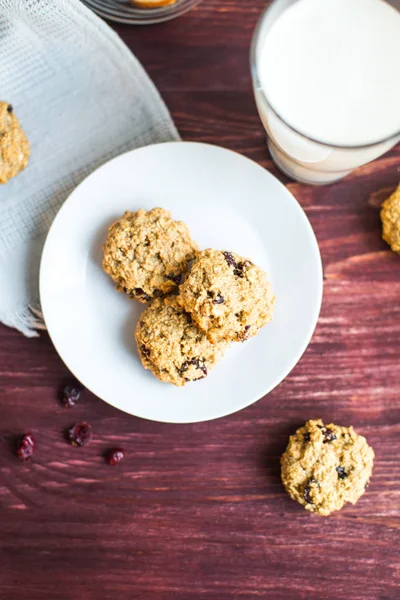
[135,296,228,386]
[0,102,30,184]
[102,208,198,302]
[381,183,400,254]
[178,248,275,343]
[281,419,374,516]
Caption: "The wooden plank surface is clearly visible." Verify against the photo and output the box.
[1,1,399,598]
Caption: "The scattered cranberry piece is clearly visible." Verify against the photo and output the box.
[336,466,347,479]
[7,104,13,113]
[68,422,92,446]
[17,433,35,461]
[63,384,82,408]
[107,448,125,465]
[304,432,311,442]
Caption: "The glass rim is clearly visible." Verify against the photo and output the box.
[81,0,202,25]
[250,0,400,151]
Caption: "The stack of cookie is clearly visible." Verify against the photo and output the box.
[102,208,275,386]
[102,210,376,517]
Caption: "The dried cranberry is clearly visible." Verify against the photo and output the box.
[63,384,82,408]
[134,288,151,302]
[336,466,347,479]
[303,479,318,504]
[6,104,13,113]
[303,484,313,504]
[304,432,311,442]
[17,433,35,461]
[140,345,150,358]
[167,273,182,285]
[234,260,252,278]
[240,325,251,341]
[68,422,92,447]
[207,291,225,304]
[223,251,237,268]
[107,448,125,466]
[317,425,337,443]
[122,287,134,297]
[180,358,207,381]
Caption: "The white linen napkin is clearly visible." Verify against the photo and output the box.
[0,0,179,336]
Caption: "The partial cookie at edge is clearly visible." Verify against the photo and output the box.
[0,102,30,184]
[381,183,400,254]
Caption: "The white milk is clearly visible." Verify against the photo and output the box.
[253,0,400,183]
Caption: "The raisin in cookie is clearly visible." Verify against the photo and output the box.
[102,208,198,302]
[0,102,30,184]
[135,297,228,386]
[178,249,275,343]
[381,183,400,254]
[281,419,374,516]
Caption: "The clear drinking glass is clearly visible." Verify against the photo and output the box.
[82,0,202,25]
[250,0,400,185]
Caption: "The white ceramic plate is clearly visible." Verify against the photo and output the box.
[40,142,323,423]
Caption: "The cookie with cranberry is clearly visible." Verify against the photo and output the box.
[281,419,374,516]
[0,102,30,184]
[102,208,198,303]
[135,296,228,386]
[178,248,275,343]
[381,183,400,254]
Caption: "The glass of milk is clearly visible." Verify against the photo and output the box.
[251,0,400,185]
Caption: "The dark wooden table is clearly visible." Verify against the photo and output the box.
[1,2,399,598]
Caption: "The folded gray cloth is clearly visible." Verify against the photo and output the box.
[0,0,179,336]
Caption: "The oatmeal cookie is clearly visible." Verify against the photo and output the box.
[135,296,228,386]
[0,102,30,184]
[102,208,198,302]
[178,249,275,343]
[281,419,374,516]
[381,183,400,254]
